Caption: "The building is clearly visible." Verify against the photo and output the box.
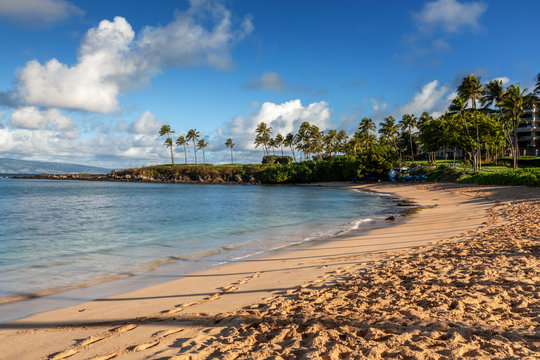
[517,96,540,156]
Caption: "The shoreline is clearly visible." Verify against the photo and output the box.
[0,184,400,320]
[1,182,537,359]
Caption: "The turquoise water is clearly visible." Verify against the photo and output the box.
[0,178,394,302]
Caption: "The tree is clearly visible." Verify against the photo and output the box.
[255,122,272,155]
[535,73,540,94]
[358,118,376,151]
[283,133,296,162]
[275,134,284,156]
[457,75,483,172]
[379,116,400,160]
[324,129,337,156]
[186,129,200,164]
[159,125,175,167]
[176,135,189,165]
[482,79,504,111]
[449,96,476,165]
[197,139,209,165]
[399,114,417,160]
[499,84,533,169]
[225,138,235,165]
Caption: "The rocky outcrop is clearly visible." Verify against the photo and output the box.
[13,172,262,185]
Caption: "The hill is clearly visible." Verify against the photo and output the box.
[0,158,110,175]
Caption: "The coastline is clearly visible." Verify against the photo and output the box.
[0,183,396,313]
[0,182,537,359]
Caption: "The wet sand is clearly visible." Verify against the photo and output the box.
[0,183,538,359]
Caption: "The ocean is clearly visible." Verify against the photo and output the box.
[0,178,396,319]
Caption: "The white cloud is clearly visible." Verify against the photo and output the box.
[399,80,450,116]
[493,77,510,85]
[11,106,77,133]
[242,72,287,92]
[413,0,487,33]
[129,110,160,135]
[225,100,332,151]
[0,0,83,28]
[15,1,253,113]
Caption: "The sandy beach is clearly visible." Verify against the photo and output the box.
[0,182,538,359]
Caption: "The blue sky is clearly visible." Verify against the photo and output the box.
[0,0,538,168]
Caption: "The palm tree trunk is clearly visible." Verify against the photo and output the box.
[513,126,519,170]
[193,142,197,164]
[183,145,187,165]
[291,147,296,162]
[230,148,233,165]
[202,149,205,165]
[170,142,174,167]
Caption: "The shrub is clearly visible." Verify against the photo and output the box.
[457,168,540,187]
[262,155,293,165]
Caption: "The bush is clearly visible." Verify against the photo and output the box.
[499,156,540,168]
[457,168,540,187]
[262,155,293,165]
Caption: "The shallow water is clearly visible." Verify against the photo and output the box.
[0,179,394,303]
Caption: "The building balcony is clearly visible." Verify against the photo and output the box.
[517,126,532,132]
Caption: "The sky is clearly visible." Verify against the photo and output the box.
[0,0,538,168]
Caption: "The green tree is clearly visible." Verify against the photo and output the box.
[283,133,297,162]
[399,114,417,161]
[275,134,285,156]
[535,73,540,94]
[324,129,337,156]
[197,139,209,165]
[358,118,376,150]
[457,75,483,171]
[379,116,400,160]
[499,84,533,169]
[225,138,235,165]
[255,122,272,155]
[449,96,475,165]
[176,135,188,165]
[482,79,504,111]
[159,125,175,167]
[186,129,200,164]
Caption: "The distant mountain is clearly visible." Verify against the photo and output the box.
[0,158,110,175]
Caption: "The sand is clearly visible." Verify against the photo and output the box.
[0,183,538,359]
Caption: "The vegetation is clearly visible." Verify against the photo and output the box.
[150,74,538,186]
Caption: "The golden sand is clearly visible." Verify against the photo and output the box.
[0,183,538,359]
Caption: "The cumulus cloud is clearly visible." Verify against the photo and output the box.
[15,0,253,113]
[11,106,76,132]
[413,0,487,33]
[242,72,287,92]
[0,0,83,28]
[225,100,332,151]
[129,110,160,135]
[399,80,450,116]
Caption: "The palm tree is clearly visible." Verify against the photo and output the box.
[379,116,400,155]
[449,96,475,165]
[225,138,235,165]
[499,84,533,169]
[197,139,209,165]
[399,114,416,160]
[283,133,296,162]
[535,73,540,94]
[336,130,348,155]
[482,79,504,111]
[275,134,284,156]
[176,135,188,165]
[324,129,337,156]
[186,129,200,164]
[159,125,175,167]
[255,122,272,155]
[457,75,483,171]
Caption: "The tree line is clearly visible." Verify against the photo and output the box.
[253,74,540,171]
[159,127,236,166]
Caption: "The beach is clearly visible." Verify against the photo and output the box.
[0,182,538,359]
